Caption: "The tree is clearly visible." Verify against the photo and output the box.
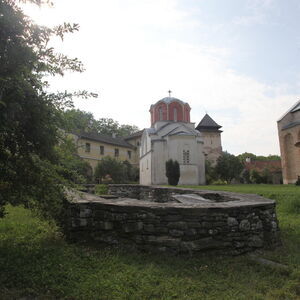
[165,159,180,186]
[0,0,96,218]
[94,156,126,183]
[61,109,99,133]
[61,110,140,137]
[215,152,243,182]
[205,160,217,185]
[96,118,139,137]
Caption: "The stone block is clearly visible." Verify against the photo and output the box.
[248,235,263,248]
[227,217,238,227]
[169,229,184,237]
[239,220,250,231]
[99,221,114,230]
[80,218,87,227]
[123,222,143,233]
[167,221,188,230]
[80,208,92,218]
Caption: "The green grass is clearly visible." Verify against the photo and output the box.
[0,185,300,299]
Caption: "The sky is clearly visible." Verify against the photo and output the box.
[21,0,300,156]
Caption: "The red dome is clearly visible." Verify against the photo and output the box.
[149,97,191,126]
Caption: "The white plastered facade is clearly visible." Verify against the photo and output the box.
[140,121,206,185]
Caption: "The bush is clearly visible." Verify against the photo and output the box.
[94,157,138,184]
[94,157,125,183]
[205,160,218,185]
[95,184,108,195]
[165,159,180,186]
[211,179,228,185]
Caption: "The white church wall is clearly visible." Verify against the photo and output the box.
[152,140,168,184]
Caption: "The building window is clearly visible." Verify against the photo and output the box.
[128,150,131,159]
[137,141,140,146]
[115,148,119,157]
[183,150,190,164]
[159,107,163,121]
[85,143,91,153]
[174,108,177,122]
[100,145,104,155]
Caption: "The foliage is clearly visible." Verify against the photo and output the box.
[205,160,217,184]
[211,179,228,185]
[95,184,108,195]
[238,152,281,162]
[250,169,263,184]
[61,109,99,133]
[61,109,140,137]
[1,184,300,299]
[0,0,97,218]
[54,136,93,183]
[94,157,137,184]
[165,159,180,186]
[215,152,243,182]
[295,176,300,186]
[240,169,250,184]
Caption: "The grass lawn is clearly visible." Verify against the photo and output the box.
[0,185,299,299]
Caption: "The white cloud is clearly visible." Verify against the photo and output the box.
[21,0,299,156]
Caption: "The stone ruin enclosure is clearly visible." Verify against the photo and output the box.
[65,184,281,255]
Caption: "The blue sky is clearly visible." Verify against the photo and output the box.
[22,0,300,155]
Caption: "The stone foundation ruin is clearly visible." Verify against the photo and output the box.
[65,184,281,255]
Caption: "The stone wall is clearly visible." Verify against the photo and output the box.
[64,185,280,255]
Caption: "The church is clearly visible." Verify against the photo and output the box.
[139,96,222,185]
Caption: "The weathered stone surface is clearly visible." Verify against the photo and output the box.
[227,217,238,227]
[64,185,281,255]
[239,220,250,231]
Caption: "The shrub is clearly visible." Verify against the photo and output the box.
[205,160,218,185]
[95,184,108,195]
[211,179,228,185]
[94,157,125,183]
[165,159,180,186]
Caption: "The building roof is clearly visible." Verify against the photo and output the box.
[75,132,135,149]
[196,114,222,131]
[244,160,282,173]
[150,97,189,108]
[124,130,144,140]
[277,99,300,122]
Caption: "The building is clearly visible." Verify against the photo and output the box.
[140,97,206,185]
[71,132,138,171]
[277,100,300,184]
[196,113,222,165]
[244,158,282,184]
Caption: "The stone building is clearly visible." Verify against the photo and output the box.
[140,97,206,185]
[196,113,222,165]
[277,100,300,184]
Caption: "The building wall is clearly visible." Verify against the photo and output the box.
[139,123,206,185]
[72,135,135,172]
[140,131,153,185]
[278,116,300,184]
[202,131,222,165]
[125,136,141,167]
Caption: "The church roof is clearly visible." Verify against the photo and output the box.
[277,99,300,122]
[150,97,189,108]
[75,132,135,149]
[196,114,222,131]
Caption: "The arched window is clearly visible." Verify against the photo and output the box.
[174,108,177,122]
[159,107,163,121]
